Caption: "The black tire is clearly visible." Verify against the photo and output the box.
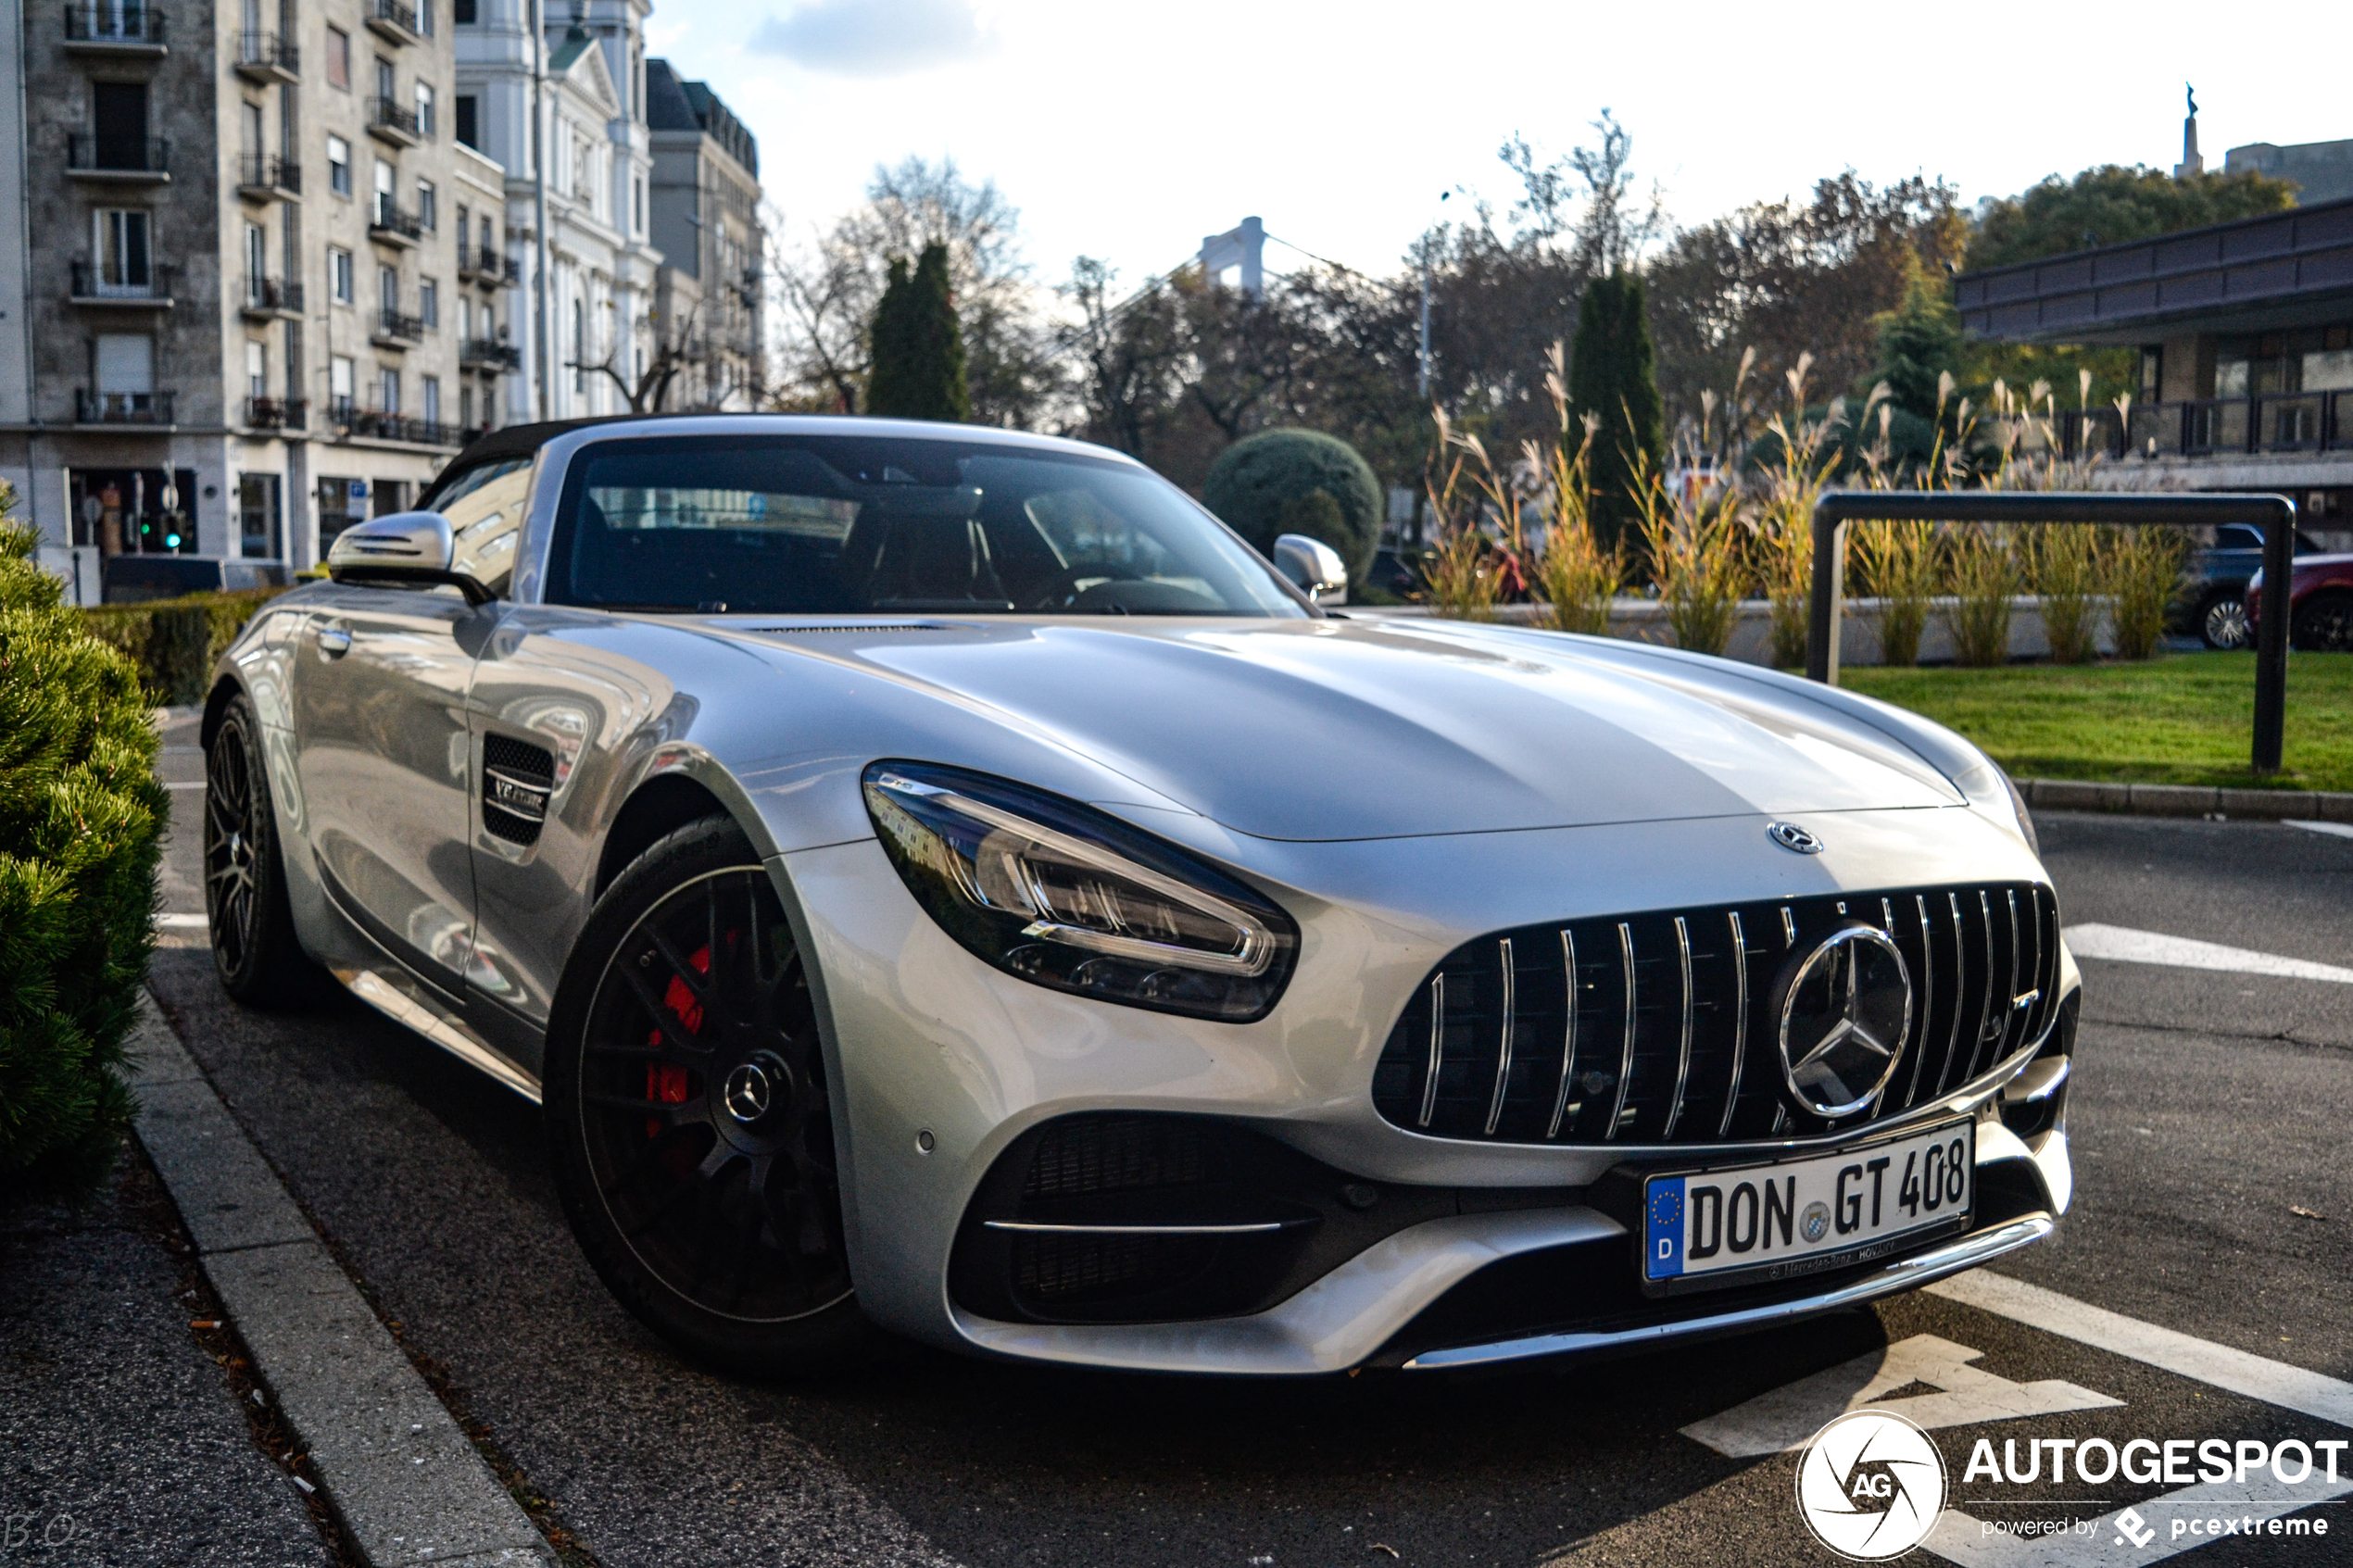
[542,815,881,1377]
[2196,590,2251,651]
[2291,591,2353,653]
[204,692,332,1005]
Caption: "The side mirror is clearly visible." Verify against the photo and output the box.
[327,511,495,607]
[1273,533,1349,605]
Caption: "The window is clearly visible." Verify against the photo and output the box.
[453,0,476,21]
[376,57,395,109]
[633,177,644,233]
[414,82,434,139]
[94,332,155,418]
[379,263,398,315]
[478,213,494,262]
[416,179,436,231]
[94,209,151,295]
[460,384,473,431]
[422,375,440,427]
[241,100,262,157]
[245,340,268,400]
[573,135,593,202]
[244,221,267,299]
[325,27,349,91]
[572,298,584,395]
[278,82,296,158]
[283,320,302,397]
[379,366,399,414]
[459,295,472,340]
[420,278,438,329]
[329,247,354,304]
[373,159,395,224]
[455,94,477,149]
[330,355,355,419]
[92,82,148,170]
[454,203,468,255]
[327,135,351,196]
[238,474,283,560]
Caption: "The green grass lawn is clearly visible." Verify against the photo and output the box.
[1841,652,2353,792]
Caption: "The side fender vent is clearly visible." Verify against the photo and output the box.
[482,733,556,846]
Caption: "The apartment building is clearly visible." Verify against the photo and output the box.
[646,58,762,410]
[1,0,519,597]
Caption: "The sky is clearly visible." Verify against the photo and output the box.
[644,0,2346,294]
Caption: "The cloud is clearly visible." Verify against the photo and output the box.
[749,0,999,78]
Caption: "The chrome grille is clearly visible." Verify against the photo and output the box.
[1370,881,2061,1147]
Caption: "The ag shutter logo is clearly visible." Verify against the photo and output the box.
[1794,1410,1947,1561]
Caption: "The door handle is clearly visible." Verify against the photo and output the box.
[317,624,352,659]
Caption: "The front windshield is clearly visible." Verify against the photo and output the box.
[544,434,1306,618]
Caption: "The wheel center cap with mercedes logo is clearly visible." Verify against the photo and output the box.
[1776,926,1913,1118]
[723,1058,778,1123]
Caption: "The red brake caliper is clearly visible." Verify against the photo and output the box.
[647,945,709,1138]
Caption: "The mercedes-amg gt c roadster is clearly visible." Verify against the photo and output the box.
[200,415,2078,1376]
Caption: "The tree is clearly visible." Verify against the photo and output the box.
[867,243,970,421]
[1966,164,2296,272]
[1869,258,1963,420]
[1568,270,1665,555]
[1200,428,1384,581]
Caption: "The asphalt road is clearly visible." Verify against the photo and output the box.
[144,713,2353,1566]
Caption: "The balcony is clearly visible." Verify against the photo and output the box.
[69,259,175,308]
[460,337,521,370]
[234,152,300,203]
[245,396,308,431]
[365,0,424,44]
[369,96,422,147]
[232,30,296,82]
[344,408,460,447]
[2058,394,2353,463]
[371,307,424,347]
[369,200,423,247]
[63,6,167,54]
[240,277,304,320]
[75,389,174,425]
[67,133,169,182]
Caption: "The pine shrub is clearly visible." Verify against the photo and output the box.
[0,499,164,1194]
[1567,270,1665,559]
[866,242,971,422]
[1201,428,1384,582]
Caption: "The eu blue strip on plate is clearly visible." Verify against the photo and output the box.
[1647,1176,1685,1278]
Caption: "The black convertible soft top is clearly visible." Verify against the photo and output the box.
[419,412,767,508]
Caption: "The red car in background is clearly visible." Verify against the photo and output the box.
[2247,553,2353,651]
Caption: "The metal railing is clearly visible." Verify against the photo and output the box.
[243,276,303,313]
[67,133,168,173]
[2060,394,2353,460]
[346,408,459,445]
[459,245,518,282]
[234,30,297,73]
[1806,491,2299,774]
[245,396,308,430]
[369,201,423,241]
[374,308,424,342]
[368,0,422,37]
[371,97,422,138]
[69,259,174,299]
[76,388,173,423]
[235,152,301,194]
[63,6,166,44]
[459,338,520,369]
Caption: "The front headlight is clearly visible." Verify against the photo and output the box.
[862,762,1299,1022]
[1955,758,2039,859]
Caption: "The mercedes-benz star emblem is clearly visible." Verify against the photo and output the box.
[1768,821,1824,854]
[1776,925,1913,1117]
[723,1061,774,1123]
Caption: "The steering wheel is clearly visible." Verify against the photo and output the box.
[1026,566,1103,610]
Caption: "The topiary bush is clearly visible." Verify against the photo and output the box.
[0,498,165,1194]
[82,587,287,707]
[1200,429,1384,583]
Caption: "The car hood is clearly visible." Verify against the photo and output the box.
[734,616,1964,842]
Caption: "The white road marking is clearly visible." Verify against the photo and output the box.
[164,780,204,790]
[2284,819,2353,841]
[1682,1333,2121,1457]
[1927,1271,2353,1429]
[157,913,208,929]
[2064,922,2353,985]
[1925,1474,2352,1565]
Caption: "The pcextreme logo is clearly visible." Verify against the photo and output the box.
[1794,1411,1948,1561]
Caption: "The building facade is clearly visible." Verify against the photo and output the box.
[2,0,515,598]
[645,58,762,409]
[1955,195,2353,540]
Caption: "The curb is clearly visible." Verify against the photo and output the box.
[129,994,556,1568]
[2018,777,2353,822]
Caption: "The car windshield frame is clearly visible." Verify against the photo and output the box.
[538,433,1314,620]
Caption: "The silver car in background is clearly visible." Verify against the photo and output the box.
[200,415,2078,1376]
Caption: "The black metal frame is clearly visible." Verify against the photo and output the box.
[1806,491,2296,775]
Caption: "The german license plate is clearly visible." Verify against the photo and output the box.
[1642,1120,1974,1294]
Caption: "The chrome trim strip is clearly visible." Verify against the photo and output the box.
[1940,891,1966,1092]
[1780,905,1796,948]
[2003,889,2023,1058]
[1546,928,1579,1139]
[2002,1055,2070,1104]
[1485,937,1516,1136]
[1416,973,1445,1128]
[1606,922,1636,1139]
[1972,890,1997,1081]
[1905,895,1933,1106]
[982,1220,1293,1236]
[1662,917,1693,1138]
[1401,1214,2058,1370]
[1717,911,1747,1138]
[334,968,542,1103]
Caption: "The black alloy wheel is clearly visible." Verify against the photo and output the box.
[204,693,327,1004]
[2292,591,2353,653]
[2199,592,2251,650]
[545,817,877,1374]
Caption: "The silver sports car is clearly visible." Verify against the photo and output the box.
[201,415,2077,1376]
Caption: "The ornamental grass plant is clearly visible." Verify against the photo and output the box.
[1529,346,1622,634]
[1629,441,1748,658]
[1415,409,1505,621]
[2028,524,2102,665]
[2104,525,2189,660]
[0,494,164,1194]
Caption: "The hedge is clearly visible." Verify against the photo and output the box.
[82,587,289,708]
[0,501,166,1194]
